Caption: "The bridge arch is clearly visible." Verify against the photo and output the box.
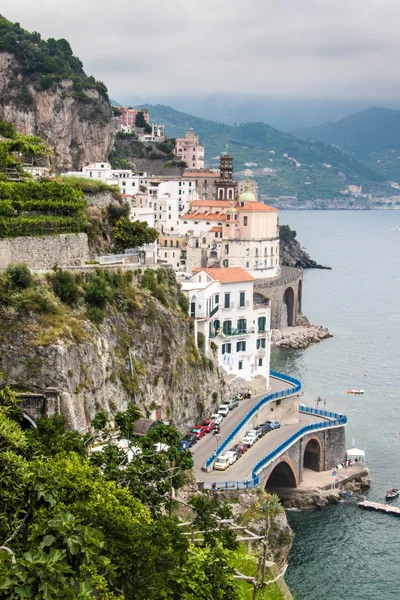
[303,436,322,472]
[264,456,299,491]
[298,279,302,313]
[281,286,295,327]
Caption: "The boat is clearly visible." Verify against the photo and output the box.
[385,488,399,500]
[347,389,365,395]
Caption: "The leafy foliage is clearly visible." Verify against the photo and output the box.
[279,224,297,243]
[113,217,159,251]
[0,17,108,99]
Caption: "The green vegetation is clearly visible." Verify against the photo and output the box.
[144,104,391,201]
[108,132,182,172]
[60,175,122,199]
[0,388,288,599]
[279,224,297,243]
[113,217,159,251]
[0,120,52,177]
[0,15,108,100]
[0,180,87,237]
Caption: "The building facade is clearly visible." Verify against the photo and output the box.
[175,130,205,169]
[182,267,271,388]
[120,107,150,128]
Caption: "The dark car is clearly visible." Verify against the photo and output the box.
[178,434,197,450]
[256,423,273,437]
[191,425,208,440]
[202,419,216,433]
[231,443,248,455]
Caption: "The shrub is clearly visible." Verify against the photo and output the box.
[84,273,113,309]
[52,269,79,306]
[178,292,189,314]
[197,332,205,350]
[6,263,33,289]
[15,288,57,314]
[210,341,218,353]
[107,203,130,226]
[86,306,105,323]
[152,284,168,307]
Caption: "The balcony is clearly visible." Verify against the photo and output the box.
[220,329,248,338]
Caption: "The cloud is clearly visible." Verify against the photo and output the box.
[2,0,400,101]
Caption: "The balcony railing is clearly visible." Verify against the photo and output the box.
[221,329,248,338]
[209,304,219,318]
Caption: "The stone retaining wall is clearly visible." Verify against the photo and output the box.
[0,233,90,269]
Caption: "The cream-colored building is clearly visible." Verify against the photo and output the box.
[175,130,205,169]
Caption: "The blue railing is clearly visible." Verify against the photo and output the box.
[204,406,347,490]
[204,371,302,470]
[251,408,347,481]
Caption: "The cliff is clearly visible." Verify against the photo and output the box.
[279,225,330,269]
[0,17,114,170]
[0,266,226,433]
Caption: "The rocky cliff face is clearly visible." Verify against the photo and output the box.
[280,236,330,269]
[0,52,114,171]
[0,272,226,434]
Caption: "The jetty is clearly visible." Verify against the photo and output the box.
[358,499,400,516]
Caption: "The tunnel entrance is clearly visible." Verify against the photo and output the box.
[265,460,297,491]
[303,438,322,472]
[281,286,295,328]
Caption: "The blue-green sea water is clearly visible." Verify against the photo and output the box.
[271,210,400,600]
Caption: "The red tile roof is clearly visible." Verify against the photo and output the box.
[192,267,255,283]
[210,226,222,232]
[191,200,231,208]
[237,202,278,212]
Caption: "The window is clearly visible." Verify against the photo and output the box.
[214,294,219,305]
[227,214,231,221]
[224,293,230,308]
[164,252,167,258]
[170,240,174,247]
[238,361,243,370]
[223,259,229,267]
[195,240,199,248]
[257,338,266,349]
[237,318,246,333]
[179,190,182,195]
[168,205,172,211]
[223,320,232,335]
[239,292,245,307]
[164,240,167,247]
[243,216,248,226]
[176,241,179,247]
[172,252,175,258]
[215,232,219,238]
[264,247,267,256]
[179,182,182,186]
[225,244,229,255]
[258,316,266,333]
[258,358,263,366]
[255,248,259,257]
[236,341,246,352]
[168,215,171,219]
[246,261,249,268]
[222,343,232,354]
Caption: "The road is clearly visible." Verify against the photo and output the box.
[191,375,299,479]
[194,411,328,483]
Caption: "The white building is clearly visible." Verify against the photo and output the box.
[181,267,271,389]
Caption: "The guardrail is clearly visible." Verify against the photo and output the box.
[205,406,347,490]
[204,370,302,470]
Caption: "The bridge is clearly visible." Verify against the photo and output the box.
[192,371,347,492]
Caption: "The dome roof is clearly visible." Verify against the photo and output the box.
[239,190,256,203]
[226,202,238,214]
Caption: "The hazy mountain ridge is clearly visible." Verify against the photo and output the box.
[294,107,400,182]
[143,104,389,201]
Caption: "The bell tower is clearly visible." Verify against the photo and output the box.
[215,154,238,200]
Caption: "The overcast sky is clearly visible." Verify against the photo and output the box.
[2,0,400,103]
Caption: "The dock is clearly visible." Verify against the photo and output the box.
[358,499,400,516]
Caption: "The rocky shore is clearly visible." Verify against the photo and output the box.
[280,235,331,270]
[271,324,332,350]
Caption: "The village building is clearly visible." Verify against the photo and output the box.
[181,267,271,388]
[175,130,205,169]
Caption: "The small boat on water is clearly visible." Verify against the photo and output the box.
[347,389,365,395]
[385,488,399,500]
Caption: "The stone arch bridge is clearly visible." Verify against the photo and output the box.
[255,266,303,329]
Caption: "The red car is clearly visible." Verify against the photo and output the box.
[191,425,208,439]
[231,443,248,455]
[202,419,216,433]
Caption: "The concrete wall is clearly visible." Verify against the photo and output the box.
[255,266,303,329]
[0,233,90,269]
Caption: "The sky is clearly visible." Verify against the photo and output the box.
[2,0,400,108]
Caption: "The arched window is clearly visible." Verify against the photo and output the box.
[202,237,206,244]
[218,189,224,199]
[228,189,233,199]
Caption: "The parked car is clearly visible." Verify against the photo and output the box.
[242,433,256,447]
[202,419,216,433]
[266,420,281,430]
[213,455,231,471]
[231,443,248,455]
[210,413,223,425]
[228,398,239,410]
[247,429,261,440]
[224,450,238,465]
[178,439,191,451]
[191,425,208,439]
[182,433,198,447]
[255,423,273,437]
[229,447,242,459]
[218,404,230,417]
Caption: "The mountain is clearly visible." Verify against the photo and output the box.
[294,107,400,182]
[143,104,388,201]
[0,15,114,170]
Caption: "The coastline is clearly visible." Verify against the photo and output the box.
[271,324,332,350]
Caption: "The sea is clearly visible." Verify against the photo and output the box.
[270,210,400,600]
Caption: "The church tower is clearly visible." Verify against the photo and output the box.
[215,154,238,200]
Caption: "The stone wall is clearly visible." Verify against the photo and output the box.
[258,425,346,489]
[0,233,90,269]
[255,266,303,329]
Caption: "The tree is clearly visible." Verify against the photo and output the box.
[113,218,158,252]
[134,111,147,129]
[52,269,79,306]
